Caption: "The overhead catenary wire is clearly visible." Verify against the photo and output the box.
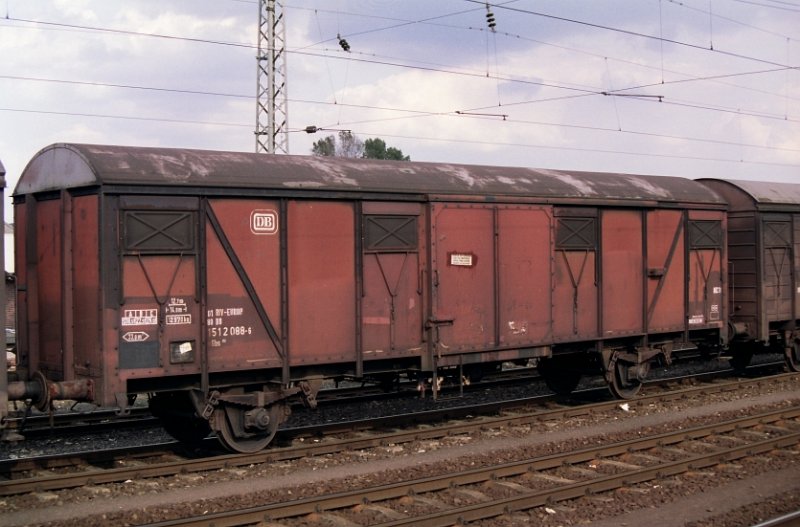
[723,0,800,14]
[3,89,798,156]
[2,105,796,170]
[3,7,796,97]
[0,3,796,175]
[2,9,794,115]
[461,0,799,69]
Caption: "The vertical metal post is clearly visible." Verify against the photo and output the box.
[0,159,8,437]
[199,199,209,396]
[256,0,289,154]
[642,210,649,350]
[354,201,364,378]
[61,191,75,381]
[279,199,290,385]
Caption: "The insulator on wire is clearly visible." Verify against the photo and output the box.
[485,5,496,32]
[337,33,351,52]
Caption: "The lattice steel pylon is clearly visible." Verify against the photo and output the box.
[255,0,289,154]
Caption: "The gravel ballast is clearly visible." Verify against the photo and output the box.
[1,374,798,527]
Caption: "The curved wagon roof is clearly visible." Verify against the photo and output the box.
[697,178,800,212]
[16,143,726,207]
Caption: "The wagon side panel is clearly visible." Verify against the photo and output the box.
[13,199,32,380]
[645,209,686,333]
[497,207,553,346]
[430,204,495,352]
[795,214,800,321]
[761,214,794,322]
[288,201,356,365]
[552,208,599,342]
[687,210,726,332]
[600,210,644,336]
[205,199,283,372]
[117,198,201,381]
[71,194,103,380]
[726,212,759,335]
[361,203,424,360]
[34,198,64,380]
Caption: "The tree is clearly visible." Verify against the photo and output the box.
[364,138,410,161]
[311,131,363,158]
[311,135,336,157]
[311,132,410,161]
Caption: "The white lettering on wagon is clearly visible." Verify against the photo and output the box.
[121,309,158,326]
[251,209,278,235]
[449,253,474,267]
[206,306,252,347]
[167,315,192,325]
[122,331,150,342]
[166,297,191,325]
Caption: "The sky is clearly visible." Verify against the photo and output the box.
[0,0,798,223]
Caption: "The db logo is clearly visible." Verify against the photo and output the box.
[251,209,278,235]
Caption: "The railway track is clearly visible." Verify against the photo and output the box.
[2,358,784,440]
[144,405,800,527]
[1,365,544,439]
[0,371,795,497]
[141,406,800,527]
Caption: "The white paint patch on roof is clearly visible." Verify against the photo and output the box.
[551,173,597,195]
[305,158,359,186]
[441,165,477,187]
[146,154,201,181]
[625,176,670,199]
[496,176,517,186]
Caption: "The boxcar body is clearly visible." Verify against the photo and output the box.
[698,179,800,370]
[11,144,730,451]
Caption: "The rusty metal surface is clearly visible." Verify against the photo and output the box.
[601,210,645,335]
[699,178,798,338]
[645,209,686,333]
[204,198,284,372]
[496,207,553,346]
[16,144,725,207]
[686,210,726,331]
[33,199,64,380]
[431,205,497,351]
[287,201,356,365]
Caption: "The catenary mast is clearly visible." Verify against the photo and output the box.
[255,0,289,154]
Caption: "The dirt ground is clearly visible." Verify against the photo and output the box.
[2,376,799,527]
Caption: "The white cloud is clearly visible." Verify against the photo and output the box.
[0,0,797,211]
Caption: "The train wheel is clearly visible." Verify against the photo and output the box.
[608,355,649,399]
[786,341,800,372]
[537,357,581,395]
[213,403,283,453]
[149,392,211,444]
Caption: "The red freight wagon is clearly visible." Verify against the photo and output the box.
[10,144,728,451]
[698,179,800,371]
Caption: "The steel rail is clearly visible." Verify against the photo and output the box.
[750,510,800,527]
[0,371,796,496]
[2,359,783,437]
[143,405,800,526]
